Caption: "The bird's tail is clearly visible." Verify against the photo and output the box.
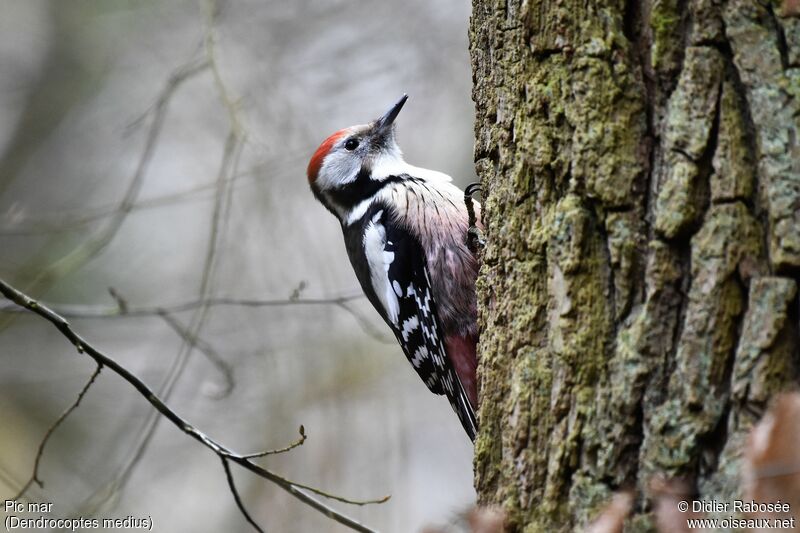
[449,374,478,441]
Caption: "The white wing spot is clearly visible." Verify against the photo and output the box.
[411,346,429,368]
[401,316,419,341]
[363,221,399,325]
[383,250,395,271]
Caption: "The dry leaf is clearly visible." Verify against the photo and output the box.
[743,392,800,520]
[651,477,697,533]
[466,506,507,533]
[781,0,800,17]
[585,492,633,533]
[421,506,507,533]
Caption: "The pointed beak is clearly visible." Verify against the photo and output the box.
[375,94,408,133]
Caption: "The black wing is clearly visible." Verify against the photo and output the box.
[383,215,478,441]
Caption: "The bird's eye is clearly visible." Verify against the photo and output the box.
[344,138,360,151]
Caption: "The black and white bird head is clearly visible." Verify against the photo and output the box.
[307,95,409,219]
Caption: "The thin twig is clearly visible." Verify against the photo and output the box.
[273,476,391,507]
[335,300,394,344]
[221,457,264,533]
[91,130,244,514]
[0,292,393,345]
[0,58,210,325]
[0,154,307,237]
[107,287,128,314]
[0,292,363,317]
[0,278,385,533]
[157,310,235,398]
[242,425,306,458]
[13,364,103,500]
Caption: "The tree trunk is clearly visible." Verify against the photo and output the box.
[469,0,800,530]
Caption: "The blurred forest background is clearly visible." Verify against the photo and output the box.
[0,1,478,531]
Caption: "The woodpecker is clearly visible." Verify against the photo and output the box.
[306,95,480,441]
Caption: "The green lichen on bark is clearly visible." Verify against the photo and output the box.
[711,80,756,202]
[471,0,647,529]
[650,0,684,77]
[723,0,800,270]
[654,46,724,238]
[701,275,798,503]
[594,240,683,481]
[642,202,764,476]
[471,0,800,530]
[732,277,799,406]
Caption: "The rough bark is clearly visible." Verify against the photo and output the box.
[469,0,800,530]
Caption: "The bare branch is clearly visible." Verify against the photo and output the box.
[107,287,129,314]
[0,166,248,236]
[0,155,307,237]
[334,299,395,344]
[0,291,394,345]
[203,0,250,139]
[242,425,307,458]
[13,364,103,500]
[85,121,245,508]
[221,457,264,533]
[157,310,235,398]
[0,57,210,319]
[289,281,308,301]
[1,279,385,533]
[0,292,364,317]
[270,475,391,507]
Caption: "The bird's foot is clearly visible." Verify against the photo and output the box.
[464,183,485,255]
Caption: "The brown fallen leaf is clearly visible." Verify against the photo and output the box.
[650,477,699,533]
[420,506,507,533]
[743,392,800,521]
[781,0,800,16]
[585,491,633,533]
[466,506,507,533]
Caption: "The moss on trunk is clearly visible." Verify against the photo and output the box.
[469,0,800,530]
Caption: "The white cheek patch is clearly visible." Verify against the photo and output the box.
[317,150,360,190]
[363,219,399,325]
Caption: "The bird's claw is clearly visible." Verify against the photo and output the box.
[464,182,485,255]
[467,227,486,254]
[464,183,482,198]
